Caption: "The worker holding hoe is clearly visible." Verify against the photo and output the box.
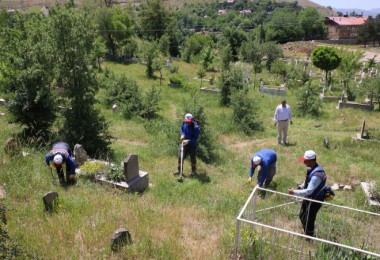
[177,113,200,177]
[248,149,277,196]
[45,142,77,185]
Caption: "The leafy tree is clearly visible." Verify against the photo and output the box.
[271,60,288,81]
[311,46,341,92]
[142,42,159,78]
[200,47,214,71]
[298,7,326,40]
[359,77,380,109]
[47,2,110,156]
[139,0,170,40]
[101,72,143,118]
[262,42,283,70]
[184,89,218,164]
[296,82,322,117]
[219,66,244,106]
[182,34,214,63]
[219,45,233,71]
[337,49,363,101]
[0,13,56,136]
[140,85,161,119]
[357,16,376,47]
[96,6,134,59]
[197,67,206,87]
[265,8,303,43]
[222,27,247,61]
[231,88,263,135]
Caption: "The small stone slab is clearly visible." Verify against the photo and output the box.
[331,183,339,191]
[42,191,59,211]
[0,98,5,105]
[200,87,221,94]
[74,144,88,166]
[95,170,149,193]
[124,154,139,182]
[110,228,132,251]
[361,182,380,207]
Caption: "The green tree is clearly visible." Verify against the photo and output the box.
[271,60,288,81]
[231,88,263,135]
[219,66,244,106]
[298,7,326,39]
[142,42,159,78]
[47,2,110,156]
[0,13,56,136]
[359,77,380,109]
[265,8,303,43]
[96,6,134,59]
[182,34,213,63]
[296,82,322,117]
[311,46,341,92]
[139,0,170,40]
[140,85,161,119]
[337,49,363,101]
[197,67,206,87]
[262,42,283,70]
[357,16,376,47]
[200,47,214,71]
[219,45,233,71]
[222,27,247,61]
[184,90,218,164]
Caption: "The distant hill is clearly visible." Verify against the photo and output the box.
[334,8,380,17]
[0,0,337,16]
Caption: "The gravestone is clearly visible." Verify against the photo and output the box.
[0,98,5,106]
[124,154,139,182]
[74,144,88,166]
[42,191,59,211]
[356,117,369,140]
[110,228,132,251]
[112,104,118,112]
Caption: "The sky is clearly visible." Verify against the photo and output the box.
[311,0,380,10]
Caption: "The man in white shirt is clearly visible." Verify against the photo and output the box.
[273,98,293,145]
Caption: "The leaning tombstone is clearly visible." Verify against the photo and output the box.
[110,228,132,251]
[357,117,369,140]
[42,191,59,211]
[74,144,88,166]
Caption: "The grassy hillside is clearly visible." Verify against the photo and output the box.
[0,0,336,16]
[1,49,380,258]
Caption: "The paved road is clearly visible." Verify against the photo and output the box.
[359,49,380,63]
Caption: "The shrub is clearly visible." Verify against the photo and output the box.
[295,82,322,118]
[231,88,263,135]
[219,66,244,106]
[169,74,186,87]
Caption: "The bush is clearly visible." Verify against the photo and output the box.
[219,66,244,106]
[231,88,263,135]
[169,74,186,87]
[295,82,322,118]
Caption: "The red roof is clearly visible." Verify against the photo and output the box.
[326,16,367,26]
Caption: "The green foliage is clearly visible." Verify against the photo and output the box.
[222,28,247,61]
[295,82,322,117]
[96,6,134,59]
[337,49,362,101]
[197,67,206,87]
[106,165,125,182]
[265,8,303,43]
[230,88,263,135]
[262,42,283,70]
[0,13,56,136]
[311,46,342,75]
[298,7,326,39]
[184,89,218,164]
[142,42,159,78]
[169,74,186,87]
[139,0,170,40]
[359,77,380,108]
[270,60,288,80]
[219,66,244,106]
[47,4,111,157]
[219,45,233,71]
[140,85,162,120]
[200,47,214,70]
[182,34,214,63]
[369,180,380,202]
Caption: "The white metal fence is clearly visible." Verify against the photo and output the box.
[234,186,380,259]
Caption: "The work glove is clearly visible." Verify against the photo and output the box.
[290,121,293,125]
[180,136,185,141]
[182,139,189,145]
[248,177,252,183]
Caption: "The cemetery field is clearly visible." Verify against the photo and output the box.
[1,56,380,258]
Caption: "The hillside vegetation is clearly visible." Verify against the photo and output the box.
[0,1,379,259]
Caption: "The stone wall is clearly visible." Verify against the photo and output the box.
[337,101,374,111]
[260,87,286,96]
[200,87,221,94]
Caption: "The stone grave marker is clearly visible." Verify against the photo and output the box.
[42,191,59,211]
[74,144,88,166]
[124,154,139,182]
[110,228,132,251]
[357,117,369,140]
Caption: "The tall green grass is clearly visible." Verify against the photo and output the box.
[0,57,379,258]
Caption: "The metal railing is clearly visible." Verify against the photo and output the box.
[234,186,380,259]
